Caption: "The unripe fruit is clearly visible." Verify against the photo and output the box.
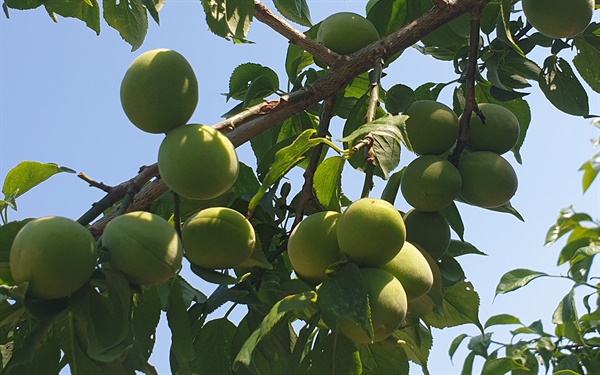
[381,241,434,301]
[120,48,199,134]
[522,0,594,39]
[182,207,256,269]
[401,155,462,212]
[287,211,343,284]
[403,209,451,260]
[158,124,239,200]
[10,216,97,300]
[404,100,459,155]
[338,268,407,343]
[102,211,183,286]
[458,151,518,208]
[336,198,406,267]
[406,249,442,318]
[317,12,380,55]
[465,103,520,155]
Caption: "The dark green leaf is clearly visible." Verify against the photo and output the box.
[439,255,465,287]
[4,0,42,10]
[552,288,577,325]
[167,279,195,364]
[484,314,522,329]
[384,83,415,114]
[467,333,491,358]
[441,203,464,241]
[286,43,314,84]
[423,281,483,332]
[204,285,249,315]
[495,269,548,295]
[298,332,361,374]
[103,0,148,51]
[314,156,345,212]
[449,333,468,360]
[481,357,528,375]
[380,169,403,205]
[273,0,312,27]
[360,341,409,375]
[366,0,406,37]
[538,55,589,116]
[498,0,524,55]
[44,0,101,35]
[228,63,279,101]
[201,0,254,41]
[446,240,487,257]
[394,323,431,374]
[190,264,241,285]
[131,287,162,363]
[3,321,60,375]
[191,318,236,374]
[461,351,476,375]
[574,39,600,93]
[2,161,75,202]
[243,74,279,108]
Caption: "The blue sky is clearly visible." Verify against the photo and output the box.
[1,1,599,374]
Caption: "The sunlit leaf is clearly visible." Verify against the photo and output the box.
[2,161,75,203]
[495,269,548,295]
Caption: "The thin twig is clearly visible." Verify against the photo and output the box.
[77,172,111,192]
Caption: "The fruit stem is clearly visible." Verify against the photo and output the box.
[449,7,484,166]
[291,96,337,230]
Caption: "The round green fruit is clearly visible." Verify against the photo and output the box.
[120,48,199,134]
[336,198,406,267]
[10,216,97,300]
[458,151,518,208]
[158,124,239,200]
[102,211,183,286]
[404,100,459,155]
[288,211,343,284]
[381,241,434,301]
[522,0,594,39]
[406,248,442,319]
[465,103,520,155]
[338,268,407,343]
[317,12,380,55]
[182,207,256,269]
[401,155,462,212]
[403,209,451,260]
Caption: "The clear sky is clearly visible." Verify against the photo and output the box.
[1,1,599,374]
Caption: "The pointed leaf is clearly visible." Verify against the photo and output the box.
[201,0,254,41]
[449,333,468,361]
[167,279,195,363]
[299,332,362,374]
[538,55,589,116]
[227,63,279,101]
[2,161,75,201]
[484,314,522,329]
[273,0,312,27]
[314,156,345,212]
[360,341,409,375]
[495,269,548,295]
[190,318,236,374]
[103,0,148,51]
[481,357,529,375]
[44,0,100,35]
[552,288,577,325]
[423,281,483,332]
[394,323,431,374]
[441,203,464,241]
[573,38,600,93]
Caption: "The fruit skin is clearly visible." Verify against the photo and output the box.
[522,0,594,39]
[466,103,520,155]
[338,268,407,343]
[404,100,460,155]
[182,207,256,269]
[120,48,199,134]
[158,124,239,200]
[10,216,97,300]
[406,248,442,319]
[336,198,406,267]
[458,151,518,208]
[102,211,183,286]
[287,211,343,284]
[380,241,434,301]
[401,155,462,212]
[317,12,380,55]
[403,209,451,260]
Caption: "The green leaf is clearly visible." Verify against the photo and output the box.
[167,278,195,364]
[298,332,362,374]
[2,161,75,202]
[467,333,491,358]
[233,291,317,370]
[273,0,312,27]
[44,0,101,35]
[228,63,279,101]
[360,341,409,375]
[0,219,34,284]
[190,318,236,374]
[461,351,476,375]
[552,288,577,325]
[446,240,487,257]
[204,285,249,315]
[449,333,468,361]
[314,156,345,212]
[481,201,525,222]
[286,42,315,84]
[579,153,600,193]
[3,321,60,375]
[131,287,162,363]
[498,0,524,56]
[495,269,548,295]
[481,357,528,375]
[441,202,464,241]
[103,0,148,52]
[538,55,589,116]
[384,83,415,114]
[545,208,593,246]
[394,323,431,374]
[317,263,373,341]
[190,264,240,285]
[243,74,280,108]
[366,0,406,37]
[201,0,254,41]
[573,39,600,93]
[380,169,404,205]
[484,314,522,329]
[423,281,483,332]
[4,0,42,10]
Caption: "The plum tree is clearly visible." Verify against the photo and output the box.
[101,211,183,286]
[403,209,451,260]
[317,12,379,55]
[458,151,518,208]
[401,155,463,212]
[522,0,594,39]
[182,207,256,269]
[338,267,407,343]
[158,124,239,200]
[465,103,520,155]
[287,211,343,284]
[403,100,460,155]
[10,216,97,300]
[120,48,198,134]
[380,241,434,301]
[336,198,406,267]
